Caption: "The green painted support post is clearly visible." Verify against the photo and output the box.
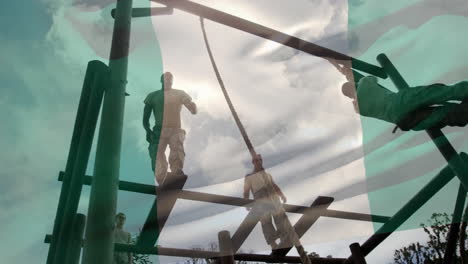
[443,184,467,264]
[66,214,87,264]
[53,61,108,264]
[137,173,188,247]
[46,60,96,264]
[81,0,133,263]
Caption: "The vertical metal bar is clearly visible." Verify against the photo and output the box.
[66,214,87,264]
[376,54,468,191]
[54,62,107,264]
[81,0,132,263]
[218,231,235,264]
[46,61,95,264]
[443,184,467,264]
[349,243,367,264]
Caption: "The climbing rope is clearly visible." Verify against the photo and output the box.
[199,17,312,264]
[199,17,257,160]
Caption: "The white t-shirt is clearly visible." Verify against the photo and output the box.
[144,88,192,129]
[244,170,278,200]
[114,229,131,264]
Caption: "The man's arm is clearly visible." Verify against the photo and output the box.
[143,104,152,132]
[243,177,250,199]
[273,183,287,203]
[243,177,252,211]
[127,232,133,263]
[181,92,197,114]
[143,104,153,143]
[185,101,197,114]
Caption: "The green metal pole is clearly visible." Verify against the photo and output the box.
[54,61,107,264]
[66,214,87,264]
[376,54,468,190]
[443,184,466,264]
[46,61,95,264]
[81,0,132,263]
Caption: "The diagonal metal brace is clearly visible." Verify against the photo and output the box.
[137,173,187,247]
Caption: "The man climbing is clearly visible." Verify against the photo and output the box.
[328,58,468,131]
[113,213,132,264]
[243,154,311,264]
[143,72,197,185]
[341,76,468,131]
[243,154,288,251]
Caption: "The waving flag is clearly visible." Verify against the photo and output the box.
[3,0,468,263]
[349,0,468,232]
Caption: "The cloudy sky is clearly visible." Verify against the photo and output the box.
[2,0,468,263]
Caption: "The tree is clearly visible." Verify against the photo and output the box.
[392,212,468,264]
[131,233,153,264]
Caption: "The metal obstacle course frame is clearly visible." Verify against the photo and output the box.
[44,1,468,263]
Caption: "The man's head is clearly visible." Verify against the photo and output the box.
[341,82,356,99]
[252,154,264,172]
[342,81,359,113]
[161,72,173,90]
[115,212,126,228]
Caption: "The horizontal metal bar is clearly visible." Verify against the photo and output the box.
[59,172,390,223]
[45,236,345,263]
[111,7,173,19]
[324,209,389,223]
[58,171,156,195]
[151,0,387,79]
[114,244,346,264]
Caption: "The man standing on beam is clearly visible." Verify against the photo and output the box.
[113,212,133,264]
[143,72,197,185]
[243,154,301,253]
